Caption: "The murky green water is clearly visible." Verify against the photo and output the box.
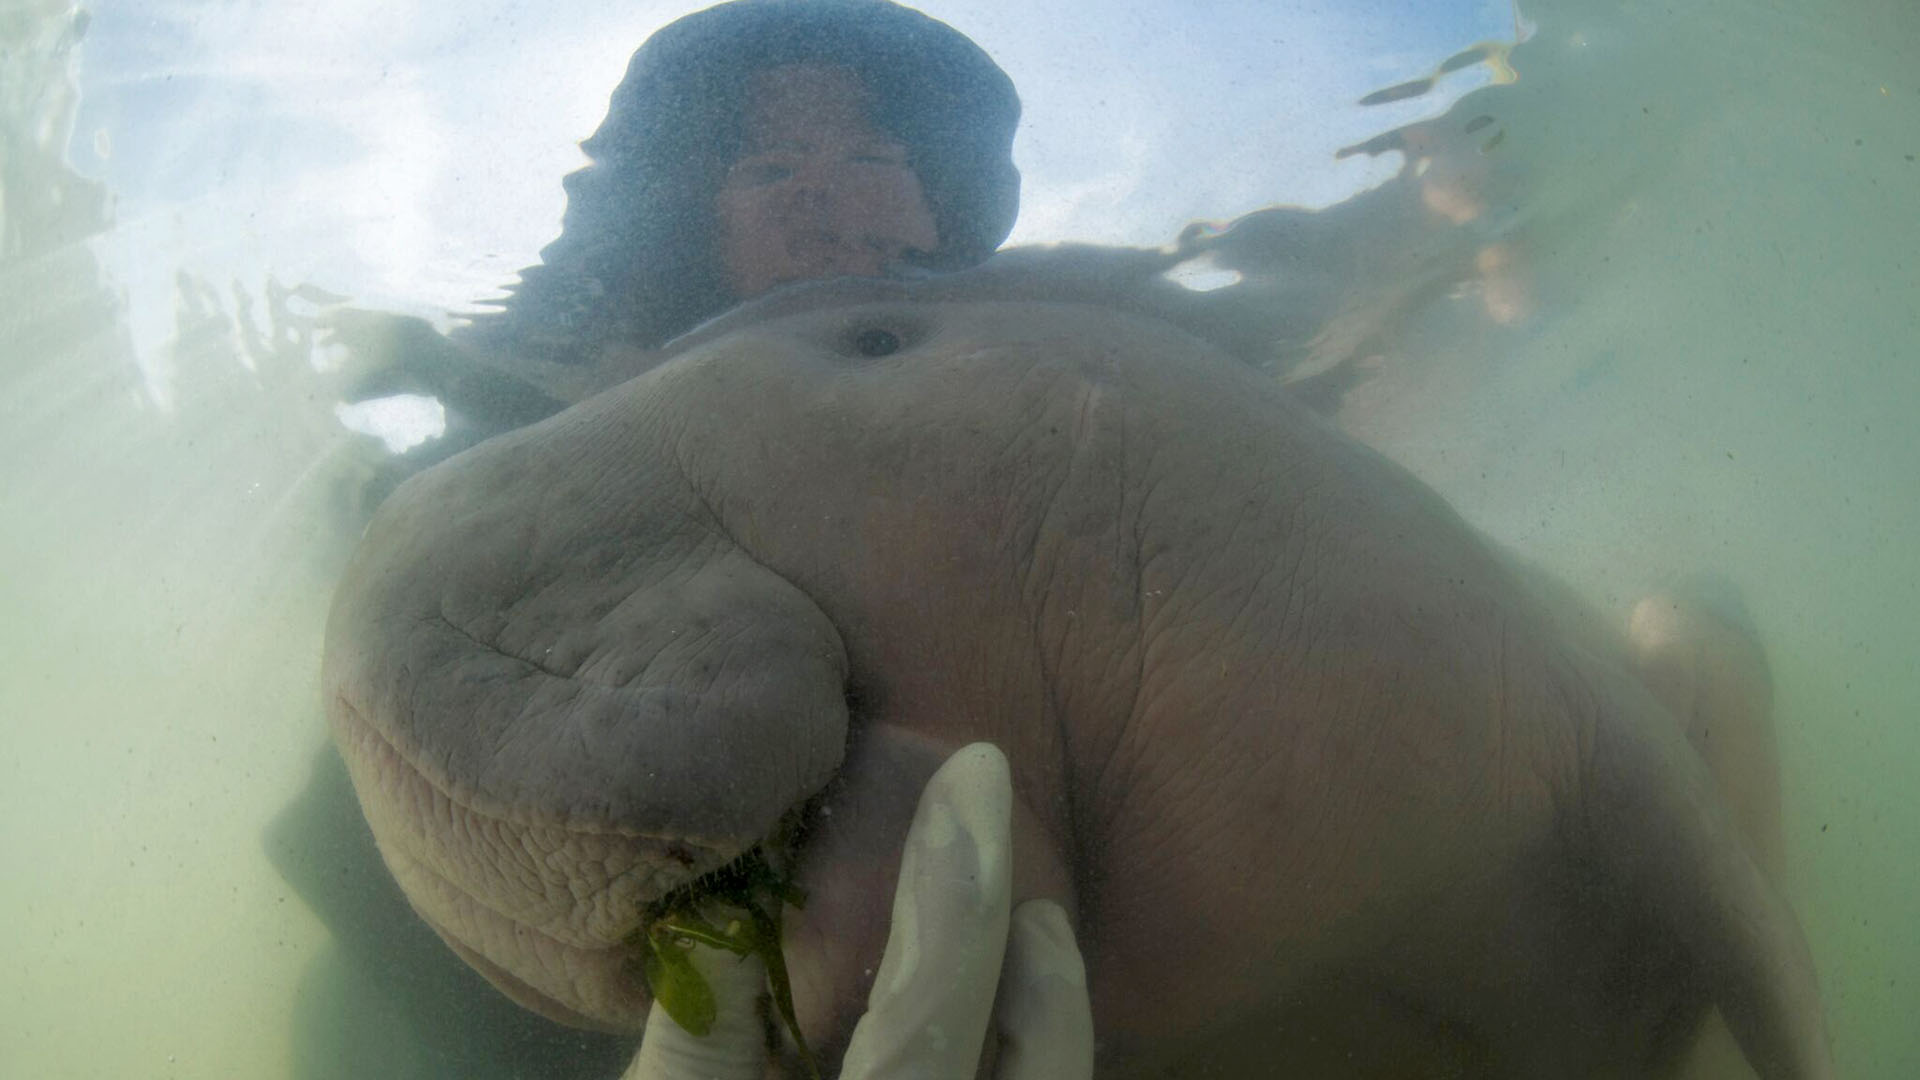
[2,0,1914,1076]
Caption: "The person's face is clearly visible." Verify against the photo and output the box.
[715,65,940,298]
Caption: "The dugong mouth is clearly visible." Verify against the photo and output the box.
[328,682,840,1033]
[320,371,856,1033]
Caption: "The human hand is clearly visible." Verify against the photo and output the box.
[621,742,1093,1080]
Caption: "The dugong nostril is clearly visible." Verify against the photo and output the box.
[852,327,902,357]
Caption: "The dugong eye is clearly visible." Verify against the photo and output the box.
[852,327,902,358]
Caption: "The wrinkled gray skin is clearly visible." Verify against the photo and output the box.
[323,276,1829,1079]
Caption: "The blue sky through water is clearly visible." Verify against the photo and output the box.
[66,0,1517,326]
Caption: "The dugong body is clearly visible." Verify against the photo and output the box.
[323,278,1827,1077]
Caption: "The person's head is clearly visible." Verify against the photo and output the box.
[465,0,1020,359]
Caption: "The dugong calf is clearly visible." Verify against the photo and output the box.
[324,276,1829,1078]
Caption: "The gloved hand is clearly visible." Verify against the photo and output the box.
[621,743,1094,1080]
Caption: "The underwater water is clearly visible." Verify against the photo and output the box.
[1,0,1914,1077]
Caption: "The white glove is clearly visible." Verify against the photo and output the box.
[622,742,1094,1080]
